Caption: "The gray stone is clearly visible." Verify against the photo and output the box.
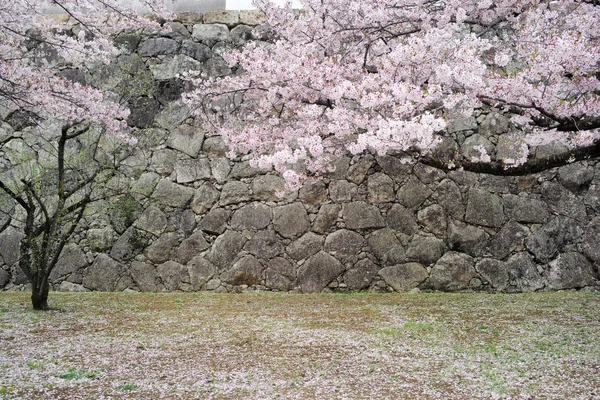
[265,257,296,291]
[179,209,197,235]
[154,100,191,131]
[175,158,212,183]
[191,182,220,214]
[476,259,509,291]
[138,38,178,57]
[177,230,210,264]
[109,197,143,234]
[199,208,230,235]
[535,142,569,160]
[344,258,381,290]
[312,204,340,234]
[230,203,271,231]
[109,227,149,262]
[273,203,310,239]
[127,96,160,128]
[86,227,117,252]
[132,172,160,200]
[164,22,190,39]
[432,138,460,165]
[487,220,528,260]
[496,133,528,164]
[502,194,549,224]
[240,10,265,25]
[541,181,586,222]
[413,163,446,184]
[368,228,404,265]
[83,254,127,291]
[347,157,374,184]
[376,155,412,181]
[379,263,428,292]
[157,261,188,291]
[461,134,494,161]
[0,268,10,289]
[252,175,294,202]
[558,163,594,193]
[447,114,477,133]
[324,229,364,263]
[506,253,544,292]
[329,180,357,202]
[287,232,324,261]
[131,261,157,292]
[207,230,246,270]
[479,112,510,137]
[113,32,141,53]
[192,24,229,44]
[220,181,251,206]
[187,256,217,290]
[59,281,88,292]
[149,55,202,80]
[145,232,179,264]
[325,157,351,180]
[210,158,231,184]
[205,278,221,290]
[167,125,204,157]
[343,201,385,230]
[547,252,596,290]
[584,184,600,213]
[153,179,195,208]
[135,206,167,236]
[368,173,396,203]
[181,40,213,62]
[465,188,505,228]
[244,230,282,258]
[417,204,447,237]
[229,160,268,179]
[230,24,254,46]
[447,220,489,257]
[50,244,88,282]
[479,175,511,194]
[203,10,240,26]
[582,217,600,263]
[299,180,328,205]
[386,204,418,236]
[297,251,345,293]
[396,177,432,209]
[222,255,263,286]
[525,217,582,263]
[430,252,476,291]
[202,136,228,157]
[202,57,232,77]
[406,235,446,265]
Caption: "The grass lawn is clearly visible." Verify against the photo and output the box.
[0,291,599,399]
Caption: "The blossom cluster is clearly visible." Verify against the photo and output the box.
[184,0,600,187]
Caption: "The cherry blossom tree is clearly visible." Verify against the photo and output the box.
[0,0,168,310]
[183,0,600,188]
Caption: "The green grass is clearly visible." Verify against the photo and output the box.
[0,291,598,399]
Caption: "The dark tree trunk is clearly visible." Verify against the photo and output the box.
[31,281,50,311]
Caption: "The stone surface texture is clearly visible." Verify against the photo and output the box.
[1,14,598,294]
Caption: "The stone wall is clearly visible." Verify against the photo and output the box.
[1,11,599,293]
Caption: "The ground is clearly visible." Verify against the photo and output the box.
[0,291,599,399]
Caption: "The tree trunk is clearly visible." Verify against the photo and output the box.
[31,281,50,311]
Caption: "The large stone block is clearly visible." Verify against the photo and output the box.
[203,10,240,26]
[406,235,446,266]
[191,182,220,214]
[199,208,230,235]
[299,179,328,205]
[582,217,600,263]
[50,244,88,283]
[167,125,205,158]
[244,230,282,259]
[207,230,246,270]
[386,204,418,236]
[230,203,271,231]
[506,253,544,292]
[135,206,167,236]
[297,251,344,293]
[157,261,189,291]
[540,181,586,222]
[417,204,447,237]
[476,258,509,291]
[312,204,340,233]
[109,227,150,262]
[187,256,216,291]
[149,55,202,81]
[502,194,549,224]
[432,178,464,219]
[324,229,364,263]
[368,173,395,203]
[138,38,178,57]
[287,232,324,261]
[0,227,23,266]
[177,231,210,264]
[525,217,582,263]
[131,261,157,292]
[144,233,179,264]
[83,254,127,291]
[447,220,489,257]
[265,257,296,291]
[273,203,310,239]
[368,228,404,265]
[220,181,251,206]
[487,220,528,260]
[343,201,385,230]
[344,259,380,290]
[465,188,505,228]
[175,158,212,183]
[430,252,476,292]
[547,252,596,290]
[396,177,432,209]
[152,179,195,208]
[558,163,594,193]
[379,262,428,292]
[222,255,264,286]
[192,23,229,44]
